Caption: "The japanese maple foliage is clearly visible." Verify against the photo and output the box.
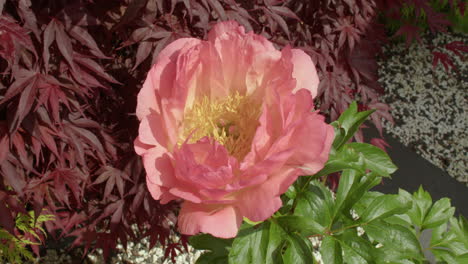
[0,0,462,261]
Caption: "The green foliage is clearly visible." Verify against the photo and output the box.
[431,0,468,33]
[188,103,467,264]
[383,0,467,36]
[0,211,54,264]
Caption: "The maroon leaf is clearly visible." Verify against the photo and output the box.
[348,40,379,82]
[112,0,149,31]
[18,0,41,41]
[0,134,8,164]
[0,16,36,60]
[206,0,227,20]
[1,160,26,195]
[0,69,36,105]
[43,20,56,73]
[432,51,455,72]
[445,41,468,58]
[394,24,422,47]
[10,73,39,133]
[110,200,124,231]
[45,169,85,208]
[133,41,154,70]
[74,54,121,84]
[334,17,361,50]
[0,199,15,234]
[38,125,59,158]
[263,7,290,38]
[269,6,301,21]
[55,20,77,72]
[69,26,109,58]
[371,138,390,152]
[122,26,152,47]
[426,10,451,33]
[131,184,146,212]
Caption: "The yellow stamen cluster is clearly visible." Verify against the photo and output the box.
[181,92,262,161]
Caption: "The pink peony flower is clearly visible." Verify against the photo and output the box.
[134,21,334,238]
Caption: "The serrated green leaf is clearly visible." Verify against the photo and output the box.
[320,236,343,264]
[450,216,468,248]
[282,233,314,264]
[275,215,325,236]
[365,221,423,262]
[345,143,397,177]
[332,102,375,150]
[336,229,375,263]
[190,233,232,264]
[351,191,384,216]
[359,193,412,223]
[430,222,453,247]
[334,171,384,220]
[431,248,458,263]
[189,233,232,252]
[336,172,381,215]
[295,181,335,228]
[313,147,366,178]
[402,186,432,227]
[228,221,285,264]
[422,198,455,229]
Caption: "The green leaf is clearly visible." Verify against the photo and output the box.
[450,216,468,249]
[345,143,397,177]
[190,233,232,251]
[401,187,432,227]
[332,102,375,149]
[275,215,325,236]
[282,233,314,264]
[431,248,458,263]
[333,170,385,219]
[422,198,455,229]
[228,222,284,264]
[359,193,412,223]
[456,253,468,264]
[190,233,232,264]
[365,221,423,262]
[313,147,366,178]
[320,236,343,264]
[335,171,382,215]
[196,253,229,264]
[294,181,335,228]
[336,229,375,263]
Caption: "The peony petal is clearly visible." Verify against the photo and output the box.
[146,175,163,200]
[138,114,168,147]
[288,112,334,174]
[178,202,242,238]
[290,49,319,98]
[134,137,152,155]
[169,187,202,203]
[136,38,201,120]
[143,151,175,188]
[237,167,300,222]
[208,21,282,98]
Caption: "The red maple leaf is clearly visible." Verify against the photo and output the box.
[432,51,456,72]
[394,24,422,47]
[445,41,468,58]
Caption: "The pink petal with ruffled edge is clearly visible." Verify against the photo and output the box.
[178,202,242,238]
[290,49,320,98]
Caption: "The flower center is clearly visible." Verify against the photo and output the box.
[181,92,262,161]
